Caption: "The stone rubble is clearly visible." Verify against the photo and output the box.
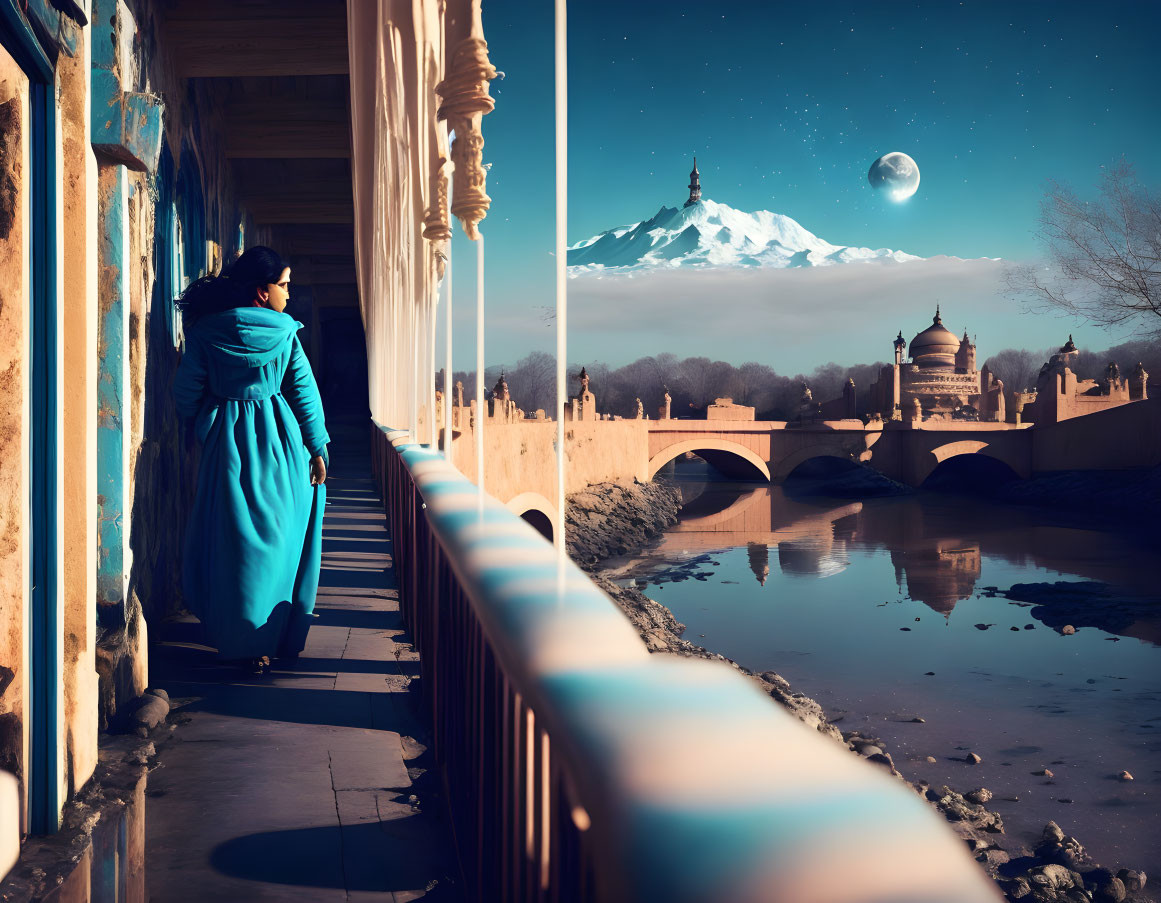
[565,481,682,566]
[0,730,163,902]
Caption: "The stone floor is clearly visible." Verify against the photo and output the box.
[144,424,462,902]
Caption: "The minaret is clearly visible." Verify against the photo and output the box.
[955,329,976,373]
[685,157,701,207]
[892,330,905,413]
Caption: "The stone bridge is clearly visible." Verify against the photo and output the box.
[439,397,1161,542]
[643,419,1036,485]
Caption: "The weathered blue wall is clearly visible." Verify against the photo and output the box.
[95,163,128,628]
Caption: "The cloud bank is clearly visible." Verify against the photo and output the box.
[487,257,1079,373]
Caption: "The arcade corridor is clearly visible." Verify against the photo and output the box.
[137,423,458,901]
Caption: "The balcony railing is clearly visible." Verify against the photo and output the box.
[372,421,1001,903]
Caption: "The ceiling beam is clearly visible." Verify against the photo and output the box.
[222,86,350,158]
[162,2,348,77]
[230,146,352,226]
[225,122,349,158]
[223,88,349,124]
[246,203,353,225]
[266,224,355,258]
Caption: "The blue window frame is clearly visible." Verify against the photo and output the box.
[177,143,206,278]
[1,0,64,835]
[154,143,185,349]
[154,142,207,350]
[171,206,187,345]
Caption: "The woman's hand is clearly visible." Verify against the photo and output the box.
[310,455,327,485]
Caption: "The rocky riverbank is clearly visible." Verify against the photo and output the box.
[567,481,1152,903]
[992,466,1161,528]
[565,480,683,565]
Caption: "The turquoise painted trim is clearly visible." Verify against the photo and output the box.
[96,165,127,627]
[3,0,64,838]
[152,144,179,346]
[90,70,164,173]
[0,0,53,81]
[30,75,62,835]
[89,0,162,172]
[22,0,81,57]
[88,0,114,68]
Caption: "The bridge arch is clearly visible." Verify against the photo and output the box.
[506,492,558,543]
[647,439,771,482]
[677,487,768,529]
[772,445,859,482]
[918,440,1030,486]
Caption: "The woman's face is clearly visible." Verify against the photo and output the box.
[260,267,291,313]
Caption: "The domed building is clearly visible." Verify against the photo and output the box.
[870,307,1005,422]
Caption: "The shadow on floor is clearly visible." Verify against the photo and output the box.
[210,818,459,898]
[311,608,399,630]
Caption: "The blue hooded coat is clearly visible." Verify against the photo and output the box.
[174,307,330,660]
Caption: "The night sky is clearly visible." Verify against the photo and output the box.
[444,0,1161,371]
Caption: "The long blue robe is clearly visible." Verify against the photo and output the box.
[174,307,330,660]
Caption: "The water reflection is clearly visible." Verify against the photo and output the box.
[649,483,1161,639]
[613,478,1161,879]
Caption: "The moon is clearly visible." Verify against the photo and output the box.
[868,152,921,202]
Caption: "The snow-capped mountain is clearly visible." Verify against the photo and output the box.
[567,198,922,272]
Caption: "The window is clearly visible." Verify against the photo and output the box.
[171,204,186,348]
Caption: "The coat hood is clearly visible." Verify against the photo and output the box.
[191,307,302,367]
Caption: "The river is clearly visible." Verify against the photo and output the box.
[605,469,1161,884]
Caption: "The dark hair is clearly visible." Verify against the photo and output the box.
[177,245,288,329]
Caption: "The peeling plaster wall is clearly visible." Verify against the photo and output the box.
[0,46,31,820]
[57,29,101,798]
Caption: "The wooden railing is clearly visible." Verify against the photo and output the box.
[372,421,1002,903]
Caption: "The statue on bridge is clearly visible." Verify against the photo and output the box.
[798,382,819,422]
[453,380,465,427]
[660,386,672,420]
[490,370,515,421]
[492,369,510,402]
[573,367,597,421]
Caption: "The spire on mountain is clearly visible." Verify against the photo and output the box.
[685,158,701,208]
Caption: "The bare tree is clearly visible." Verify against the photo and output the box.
[984,347,1046,408]
[1007,161,1161,335]
[506,351,556,413]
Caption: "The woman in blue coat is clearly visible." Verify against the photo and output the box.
[174,246,329,674]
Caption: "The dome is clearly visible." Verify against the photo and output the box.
[909,309,960,367]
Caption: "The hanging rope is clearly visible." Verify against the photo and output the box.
[554,0,568,559]
[444,212,454,462]
[476,235,485,503]
[429,255,438,447]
